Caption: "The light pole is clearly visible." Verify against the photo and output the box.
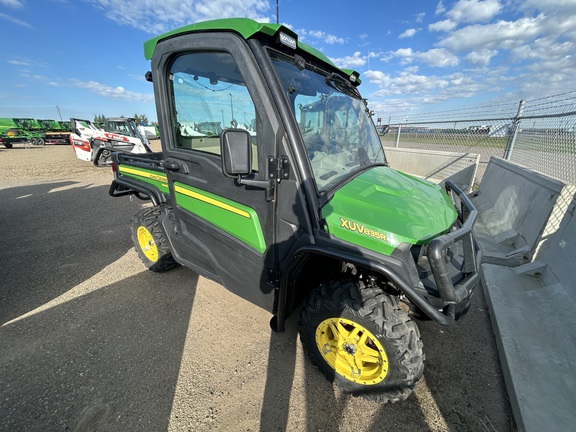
[229,93,234,123]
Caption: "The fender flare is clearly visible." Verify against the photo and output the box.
[109,177,167,206]
[273,245,463,333]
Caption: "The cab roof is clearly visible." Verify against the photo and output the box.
[143,17,361,85]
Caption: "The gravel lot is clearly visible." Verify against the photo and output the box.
[0,142,512,431]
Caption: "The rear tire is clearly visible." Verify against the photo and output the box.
[299,279,424,403]
[130,207,177,272]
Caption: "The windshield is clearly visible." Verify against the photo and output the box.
[270,51,386,192]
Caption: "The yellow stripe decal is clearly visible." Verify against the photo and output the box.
[119,165,167,182]
[174,185,251,219]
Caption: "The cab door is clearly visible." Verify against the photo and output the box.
[152,33,280,311]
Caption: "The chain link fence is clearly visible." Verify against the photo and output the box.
[380,90,576,186]
[379,90,576,237]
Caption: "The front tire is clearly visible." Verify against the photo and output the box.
[299,279,424,403]
[130,207,177,272]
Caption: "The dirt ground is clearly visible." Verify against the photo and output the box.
[0,141,512,431]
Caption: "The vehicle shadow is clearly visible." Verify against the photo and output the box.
[0,180,144,324]
[0,266,198,432]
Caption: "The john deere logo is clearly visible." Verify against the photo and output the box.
[340,218,387,241]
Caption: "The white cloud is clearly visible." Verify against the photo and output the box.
[0,0,24,7]
[416,12,426,23]
[88,0,272,34]
[70,79,154,102]
[430,4,576,71]
[8,57,48,67]
[365,69,450,96]
[331,51,384,70]
[417,48,460,67]
[435,1,446,15]
[332,52,366,68]
[447,0,503,24]
[324,34,346,45]
[521,0,576,15]
[438,16,542,52]
[0,11,31,28]
[386,47,459,68]
[299,28,346,45]
[511,36,574,63]
[429,19,457,32]
[365,66,512,120]
[466,49,498,66]
[399,28,419,39]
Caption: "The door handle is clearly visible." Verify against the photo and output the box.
[162,159,180,171]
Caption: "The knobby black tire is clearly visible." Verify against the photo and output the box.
[299,279,425,403]
[130,207,177,272]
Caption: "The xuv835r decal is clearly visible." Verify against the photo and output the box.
[174,183,266,253]
[340,218,388,242]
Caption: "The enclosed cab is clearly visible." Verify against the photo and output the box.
[110,18,482,403]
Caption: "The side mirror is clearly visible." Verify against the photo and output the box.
[220,129,252,177]
[379,125,390,135]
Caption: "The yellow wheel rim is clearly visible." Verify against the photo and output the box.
[315,317,389,385]
[137,226,158,262]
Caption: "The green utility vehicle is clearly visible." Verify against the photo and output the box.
[109,18,482,403]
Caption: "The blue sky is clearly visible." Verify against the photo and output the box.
[1,0,575,123]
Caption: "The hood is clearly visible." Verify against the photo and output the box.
[321,166,457,256]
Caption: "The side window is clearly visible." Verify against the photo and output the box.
[169,52,257,161]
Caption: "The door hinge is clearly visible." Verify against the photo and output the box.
[268,156,290,182]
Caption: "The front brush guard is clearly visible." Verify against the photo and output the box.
[426,180,481,305]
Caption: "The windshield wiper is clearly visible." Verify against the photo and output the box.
[324,72,359,98]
